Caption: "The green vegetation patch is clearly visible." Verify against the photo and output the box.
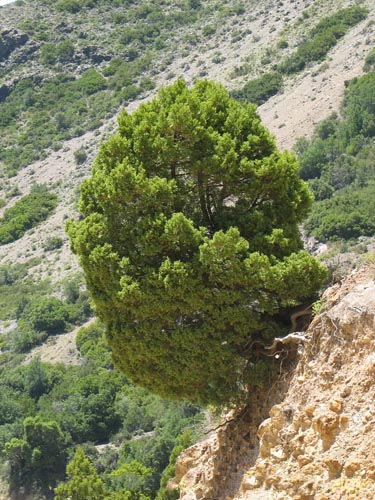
[279,7,368,75]
[0,72,116,174]
[305,183,375,241]
[297,72,375,241]
[9,277,92,353]
[231,71,283,105]
[0,185,57,245]
[1,0,249,174]
[0,260,49,322]
[364,47,375,72]
[0,319,202,499]
[68,79,326,407]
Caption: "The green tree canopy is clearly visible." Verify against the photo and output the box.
[68,79,326,405]
[4,416,67,496]
[55,447,106,500]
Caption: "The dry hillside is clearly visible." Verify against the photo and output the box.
[0,0,374,285]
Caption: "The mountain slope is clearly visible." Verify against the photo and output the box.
[0,0,373,286]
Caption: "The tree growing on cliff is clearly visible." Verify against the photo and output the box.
[68,79,327,406]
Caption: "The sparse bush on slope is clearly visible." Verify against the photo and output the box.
[231,71,283,105]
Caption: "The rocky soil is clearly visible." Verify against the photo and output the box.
[176,266,375,499]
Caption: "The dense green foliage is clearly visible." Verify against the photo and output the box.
[304,183,375,240]
[68,79,326,406]
[0,260,50,323]
[0,184,57,244]
[55,447,107,500]
[231,72,283,105]
[156,431,193,500]
[296,72,375,241]
[5,273,92,353]
[0,318,202,499]
[279,7,368,74]
[55,447,157,499]
[4,416,68,497]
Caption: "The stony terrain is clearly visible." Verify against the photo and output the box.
[175,266,375,499]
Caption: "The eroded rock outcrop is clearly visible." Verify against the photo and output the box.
[177,266,375,499]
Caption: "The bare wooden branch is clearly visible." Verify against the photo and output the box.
[264,332,309,353]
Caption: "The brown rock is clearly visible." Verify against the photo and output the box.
[323,456,343,479]
[329,399,343,413]
[313,411,339,450]
[297,454,313,467]
[344,459,361,478]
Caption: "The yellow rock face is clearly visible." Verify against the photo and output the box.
[176,267,375,500]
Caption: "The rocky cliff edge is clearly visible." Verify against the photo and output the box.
[175,265,375,500]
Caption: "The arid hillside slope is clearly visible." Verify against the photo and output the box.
[176,266,375,500]
[0,0,374,283]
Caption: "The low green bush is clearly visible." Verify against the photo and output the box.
[43,236,64,251]
[10,328,49,353]
[20,296,69,335]
[74,69,107,95]
[56,0,80,13]
[74,148,87,165]
[0,185,57,245]
[231,71,283,105]
[364,47,375,72]
[0,263,29,285]
[305,183,375,241]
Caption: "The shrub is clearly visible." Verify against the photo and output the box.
[43,236,64,251]
[305,184,375,241]
[202,25,216,37]
[364,47,375,72]
[277,39,288,49]
[40,43,57,65]
[56,0,81,13]
[74,148,87,165]
[0,263,29,285]
[279,7,368,75]
[10,328,49,353]
[20,296,68,335]
[231,71,283,105]
[56,41,75,63]
[75,69,107,96]
[0,185,58,245]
